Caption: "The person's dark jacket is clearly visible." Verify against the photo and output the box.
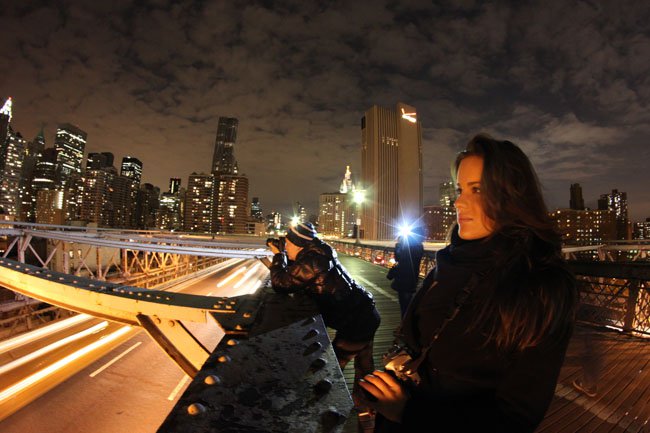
[386,237,424,293]
[379,227,576,433]
[269,238,379,342]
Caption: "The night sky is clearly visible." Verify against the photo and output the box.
[1,0,649,222]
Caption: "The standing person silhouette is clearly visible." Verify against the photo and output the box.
[355,134,577,433]
[387,228,424,317]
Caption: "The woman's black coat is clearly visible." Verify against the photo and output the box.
[379,230,576,433]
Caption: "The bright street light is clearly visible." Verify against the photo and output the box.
[353,190,365,243]
[353,190,365,204]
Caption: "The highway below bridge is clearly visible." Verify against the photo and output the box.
[0,257,269,432]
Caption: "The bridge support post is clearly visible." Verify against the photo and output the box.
[623,280,640,333]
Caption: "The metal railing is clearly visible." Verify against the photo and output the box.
[331,239,650,337]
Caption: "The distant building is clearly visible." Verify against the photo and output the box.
[136,183,160,229]
[294,201,307,224]
[0,97,11,149]
[0,128,26,217]
[360,102,422,240]
[120,156,143,185]
[339,165,355,193]
[211,117,238,175]
[550,208,616,245]
[54,123,86,187]
[598,189,630,240]
[439,180,456,207]
[169,177,181,194]
[87,152,114,170]
[570,183,585,210]
[318,192,354,237]
[251,197,263,222]
[111,175,138,228]
[633,218,650,240]
[216,174,249,234]
[32,148,58,192]
[80,168,116,226]
[184,173,216,233]
[157,192,182,231]
[423,205,456,241]
[267,211,282,233]
[35,189,65,225]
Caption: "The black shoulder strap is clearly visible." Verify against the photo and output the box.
[394,273,480,366]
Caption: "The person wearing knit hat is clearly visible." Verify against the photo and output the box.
[285,222,318,248]
[267,220,381,423]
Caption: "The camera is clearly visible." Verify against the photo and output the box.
[266,236,286,252]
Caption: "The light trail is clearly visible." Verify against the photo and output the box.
[0,321,109,375]
[89,341,142,378]
[216,265,247,288]
[0,314,92,354]
[233,263,262,290]
[0,325,132,403]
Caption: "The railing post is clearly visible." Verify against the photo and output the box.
[62,241,69,274]
[623,280,640,333]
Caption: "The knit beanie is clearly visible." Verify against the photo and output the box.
[286,222,317,248]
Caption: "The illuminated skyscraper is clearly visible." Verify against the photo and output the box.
[121,156,143,185]
[319,192,355,237]
[0,97,12,152]
[339,165,355,193]
[55,123,87,186]
[80,168,116,226]
[439,180,456,207]
[184,173,216,233]
[0,129,26,216]
[599,189,630,240]
[35,189,65,225]
[18,129,46,221]
[360,102,423,240]
[423,205,456,241]
[216,174,249,234]
[211,117,238,175]
[157,192,182,230]
[32,148,58,191]
[550,208,616,245]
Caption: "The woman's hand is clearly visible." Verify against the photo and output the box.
[355,370,409,423]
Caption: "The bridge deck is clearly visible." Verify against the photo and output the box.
[337,254,650,433]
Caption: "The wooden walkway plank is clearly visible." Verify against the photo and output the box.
[543,332,644,432]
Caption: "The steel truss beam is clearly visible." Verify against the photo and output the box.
[0,258,260,376]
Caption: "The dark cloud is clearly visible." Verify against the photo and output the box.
[1,0,649,221]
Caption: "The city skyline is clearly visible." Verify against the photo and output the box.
[1,1,649,221]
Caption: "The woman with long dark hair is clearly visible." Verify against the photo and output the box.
[356,134,578,432]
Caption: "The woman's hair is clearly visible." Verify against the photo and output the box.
[452,133,576,351]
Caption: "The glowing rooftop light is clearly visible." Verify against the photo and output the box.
[400,107,416,123]
[1,97,12,122]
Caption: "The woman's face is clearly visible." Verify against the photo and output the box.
[454,155,495,240]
